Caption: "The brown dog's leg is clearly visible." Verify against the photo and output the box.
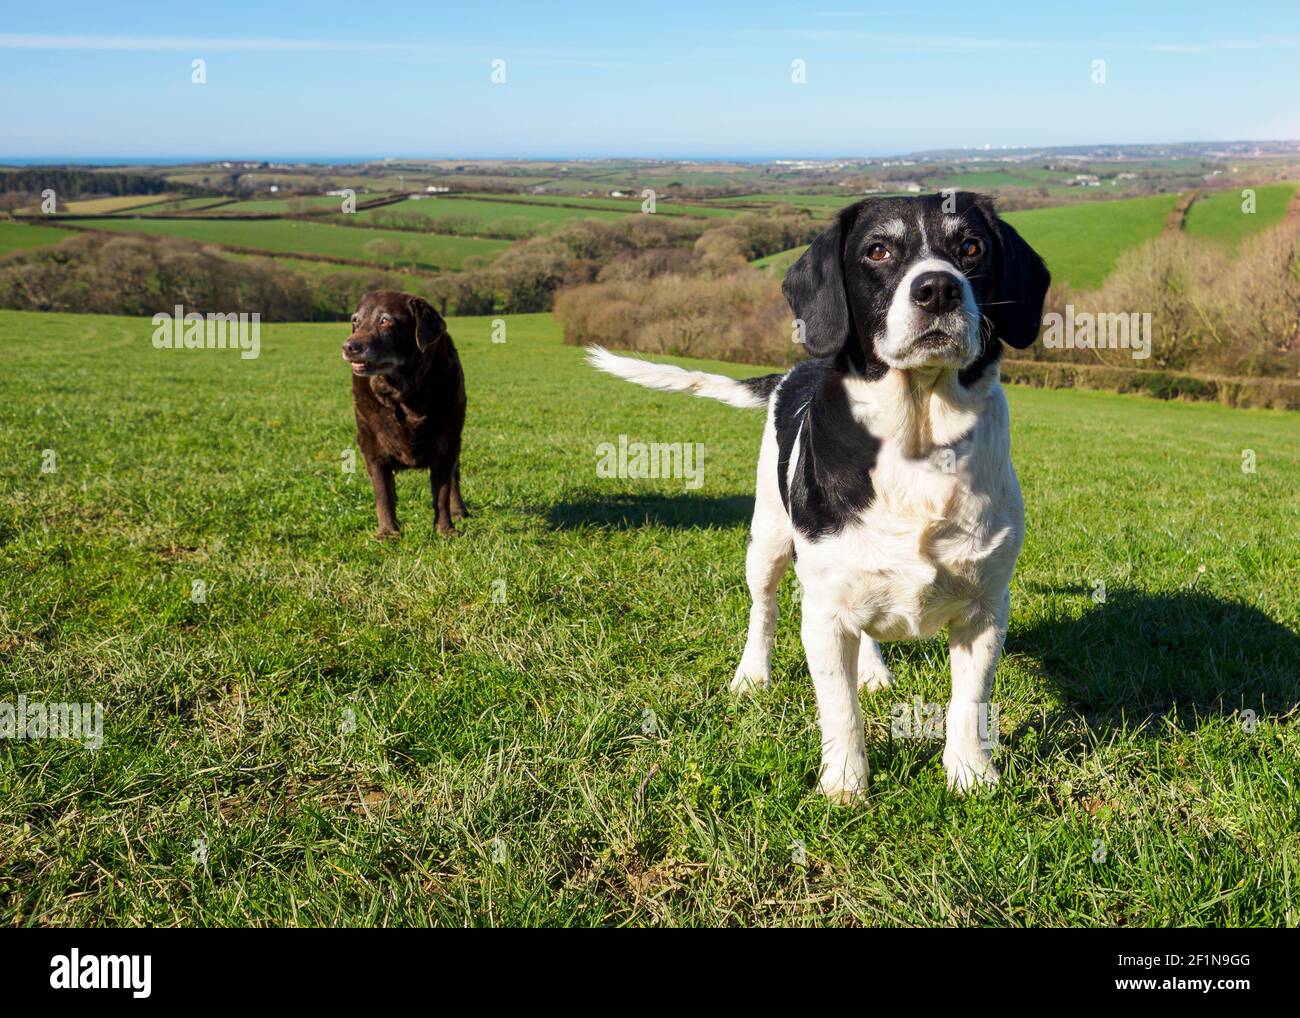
[450,459,468,520]
[367,459,400,537]
[431,464,460,537]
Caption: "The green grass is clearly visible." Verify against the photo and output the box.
[124,196,233,214]
[463,193,738,218]
[59,194,179,215]
[716,193,856,213]
[0,221,74,256]
[355,196,634,231]
[1,309,1297,927]
[208,196,388,215]
[1184,182,1296,246]
[1004,194,1177,290]
[57,218,510,271]
[752,246,806,274]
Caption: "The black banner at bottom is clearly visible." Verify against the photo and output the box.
[0,929,1284,1005]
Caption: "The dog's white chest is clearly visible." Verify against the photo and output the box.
[796,429,1022,642]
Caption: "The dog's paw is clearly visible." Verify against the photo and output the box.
[729,667,771,696]
[818,752,869,805]
[858,666,896,694]
[436,525,463,538]
[376,527,401,540]
[942,748,1000,796]
[818,783,868,806]
[817,774,869,806]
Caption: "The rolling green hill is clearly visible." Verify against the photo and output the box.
[1184,182,1297,246]
[353,195,634,231]
[1002,194,1176,290]
[0,221,76,256]
[750,193,1179,290]
[57,218,509,271]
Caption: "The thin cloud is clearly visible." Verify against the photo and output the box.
[748,28,1299,53]
[0,33,657,69]
[0,34,412,52]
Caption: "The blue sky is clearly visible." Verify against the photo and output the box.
[2,1,1297,160]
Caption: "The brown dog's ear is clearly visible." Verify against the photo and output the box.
[408,295,445,352]
[972,196,1051,349]
[781,202,862,359]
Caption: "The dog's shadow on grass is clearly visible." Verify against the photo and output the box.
[1008,587,1300,734]
[545,492,754,530]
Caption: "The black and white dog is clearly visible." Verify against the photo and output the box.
[588,192,1050,802]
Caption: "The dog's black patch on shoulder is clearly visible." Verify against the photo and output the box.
[775,359,881,541]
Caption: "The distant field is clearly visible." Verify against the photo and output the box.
[355,195,633,231]
[748,193,1179,290]
[921,166,1139,197]
[1184,182,1297,246]
[483,193,738,218]
[752,246,805,274]
[716,193,855,213]
[59,194,177,215]
[210,195,395,215]
[0,221,72,256]
[125,196,232,214]
[718,192,980,215]
[925,170,1050,190]
[1003,194,1177,290]
[58,218,509,271]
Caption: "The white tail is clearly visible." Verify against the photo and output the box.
[585,346,776,409]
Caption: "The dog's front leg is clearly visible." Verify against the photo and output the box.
[801,602,867,804]
[430,463,460,537]
[449,459,468,521]
[366,458,400,537]
[943,591,1008,793]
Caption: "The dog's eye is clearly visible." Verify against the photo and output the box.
[960,238,982,258]
[380,315,392,325]
[865,243,891,262]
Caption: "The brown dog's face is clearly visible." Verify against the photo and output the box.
[342,291,443,378]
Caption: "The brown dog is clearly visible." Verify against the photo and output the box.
[342,291,467,537]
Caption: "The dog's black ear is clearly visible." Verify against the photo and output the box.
[408,295,445,352]
[974,197,1051,349]
[782,204,860,359]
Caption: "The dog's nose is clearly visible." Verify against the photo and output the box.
[342,337,366,359]
[910,271,963,315]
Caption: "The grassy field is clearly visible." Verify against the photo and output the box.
[461,193,740,218]
[748,193,1179,289]
[124,196,234,215]
[1002,194,1176,290]
[205,196,389,215]
[752,246,806,274]
[1184,182,1297,246]
[1,310,1297,927]
[716,192,862,213]
[354,196,635,231]
[57,218,510,271]
[58,195,179,215]
[0,221,73,256]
